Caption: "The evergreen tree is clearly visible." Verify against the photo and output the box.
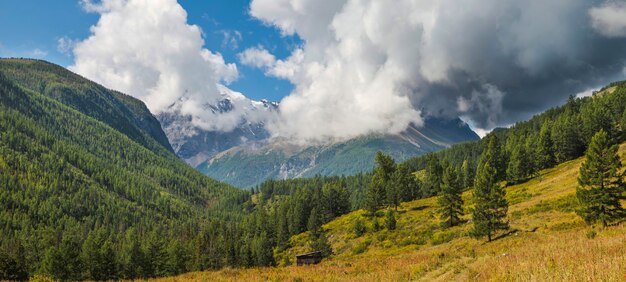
[81,232,104,280]
[0,243,28,281]
[41,247,64,280]
[365,152,396,212]
[438,165,464,228]
[552,114,584,163]
[621,108,626,139]
[322,182,351,218]
[471,134,509,242]
[253,232,274,266]
[309,231,332,258]
[537,121,555,169]
[506,144,531,184]
[385,209,397,230]
[307,207,323,233]
[100,240,118,280]
[121,235,146,279]
[422,154,443,197]
[576,129,626,227]
[392,164,419,203]
[59,235,83,281]
[460,159,474,188]
[480,134,506,181]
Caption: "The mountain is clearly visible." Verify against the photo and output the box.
[157,87,277,167]
[0,59,248,279]
[196,118,479,188]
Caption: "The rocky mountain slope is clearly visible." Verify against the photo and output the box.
[197,118,479,188]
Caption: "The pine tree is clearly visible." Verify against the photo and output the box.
[506,144,530,184]
[310,231,332,258]
[480,134,506,181]
[100,240,118,280]
[41,247,65,280]
[0,243,28,281]
[422,154,443,197]
[576,129,626,227]
[471,134,509,242]
[537,121,555,169]
[365,152,396,213]
[621,108,626,139]
[81,232,104,280]
[392,164,419,203]
[121,229,146,279]
[460,159,473,188]
[438,165,464,228]
[322,182,350,218]
[552,114,584,163]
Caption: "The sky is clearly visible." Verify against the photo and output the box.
[0,0,297,102]
[2,0,626,142]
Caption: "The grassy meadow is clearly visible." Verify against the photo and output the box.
[151,143,626,282]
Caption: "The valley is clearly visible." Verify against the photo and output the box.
[156,143,626,281]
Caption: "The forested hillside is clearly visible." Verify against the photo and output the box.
[0,59,251,280]
[168,141,626,281]
[231,79,626,272]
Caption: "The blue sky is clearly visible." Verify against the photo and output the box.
[0,0,297,101]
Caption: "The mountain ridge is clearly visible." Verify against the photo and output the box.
[197,119,479,188]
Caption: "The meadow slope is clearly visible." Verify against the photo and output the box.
[153,143,626,282]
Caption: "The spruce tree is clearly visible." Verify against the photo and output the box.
[537,121,555,169]
[506,144,530,184]
[471,134,509,242]
[100,240,118,280]
[552,114,584,163]
[422,154,443,197]
[310,231,332,258]
[365,152,396,213]
[438,165,464,228]
[621,108,626,139]
[460,159,473,188]
[393,164,419,202]
[576,129,625,227]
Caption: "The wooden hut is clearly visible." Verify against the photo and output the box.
[295,251,322,266]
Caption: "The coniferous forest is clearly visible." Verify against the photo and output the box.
[2,59,626,280]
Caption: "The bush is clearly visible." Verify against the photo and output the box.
[431,230,458,245]
[385,210,397,230]
[351,240,371,255]
[353,218,367,237]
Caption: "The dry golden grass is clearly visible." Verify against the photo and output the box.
[152,143,626,282]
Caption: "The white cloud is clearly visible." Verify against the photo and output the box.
[69,0,269,132]
[220,30,242,50]
[57,37,77,55]
[590,2,626,37]
[249,0,626,142]
[238,46,276,68]
[30,48,48,58]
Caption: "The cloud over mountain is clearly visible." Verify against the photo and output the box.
[70,0,266,132]
[70,0,626,142]
[249,0,626,140]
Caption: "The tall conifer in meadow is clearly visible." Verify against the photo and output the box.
[471,134,509,241]
[576,129,625,227]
